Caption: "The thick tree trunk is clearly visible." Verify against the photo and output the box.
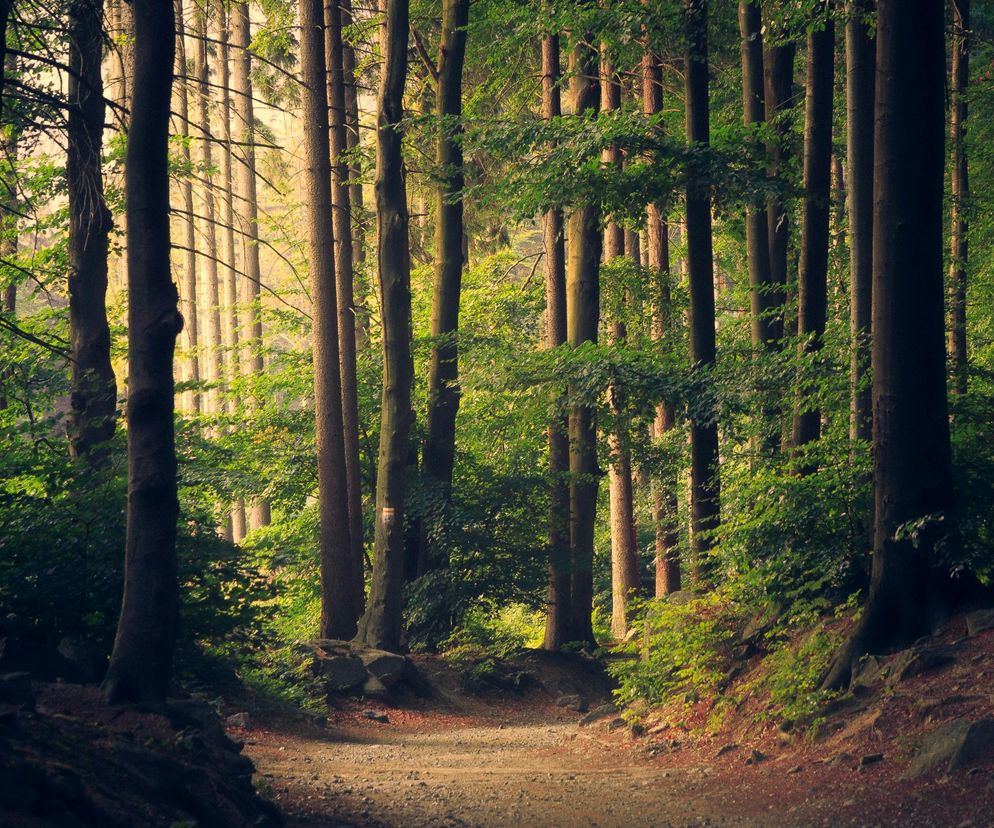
[327,0,367,608]
[847,0,875,443]
[354,0,413,652]
[103,0,182,705]
[644,46,680,597]
[791,7,834,455]
[566,38,601,647]
[420,0,470,575]
[824,0,954,690]
[684,0,720,584]
[541,33,571,652]
[948,0,969,395]
[67,0,117,464]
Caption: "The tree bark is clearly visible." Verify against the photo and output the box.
[824,0,954,690]
[541,33,571,652]
[847,0,875,443]
[948,0,969,395]
[103,0,182,705]
[66,0,117,464]
[791,6,834,455]
[327,0,367,609]
[684,0,720,584]
[354,0,413,652]
[566,37,600,647]
[420,0,470,575]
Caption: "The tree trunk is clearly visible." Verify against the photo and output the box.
[847,0,875,443]
[824,0,954,690]
[327,0,367,610]
[791,6,834,455]
[354,0,413,652]
[103,0,182,705]
[684,0,720,583]
[948,0,969,395]
[566,37,601,647]
[0,0,10,105]
[541,33,571,652]
[420,0,470,575]
[66,0,117,464]
[644,46,680,597]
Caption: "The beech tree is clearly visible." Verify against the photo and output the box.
[948,0,970,395]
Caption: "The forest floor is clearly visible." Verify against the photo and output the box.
[240,622,994,828]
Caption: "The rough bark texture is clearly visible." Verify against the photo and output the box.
[948,0,969,395]
[67,0,117,464]
[541,33,571,652]
[684,0,720,583]
[847,0,875,443]
[791,7,834,455]
[103,0,182,705]
[420,0,470,575]
[327,0,366,607]
[824,0,955,690]
[354,0,413,652]
[566,38,600,647]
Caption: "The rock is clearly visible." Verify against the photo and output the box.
[0,672,34,708]
[787,765,803,775]
[666,590,695,606]
[362,674,392,703]
[317,654,367,692]
[226,712,251,729]
[56,637,108,684]
[716,743,739,758]
[859,753,884,767]
[850,654,883,692]
[608,717,627,731]
[359,649,408,688]
[0,637,80,683]
[745,749,766,765]
[965,609,994,638]
[579,703,617,727]
[555,694,587,713]
[903,717,994,779]
[892,645,957,682]
[362,709,389,723]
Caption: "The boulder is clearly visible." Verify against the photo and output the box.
[0,637,80,683]
[849,654,883,692]
[361,675,392,703]
[891,645,957,682]
[555,694,587,713]
[316,654,367,692]
[965,609,994,638]
[903,717,994,779]
[358,649,407,688]
[225,712,251,729]
[0,672,34,708]
[579,703,618,727]
[57,638,108,684]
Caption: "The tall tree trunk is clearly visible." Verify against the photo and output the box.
[354,0,413,652]
[644,46,680,597]
[67,0,117,464]
[948,0,969,395]
[103,0,182,705]
[791,6,834,455]
[1,49,18,324]
[327,0,366,610]
[195,0,222,418]
[824,0,954,690]
[301,0,363,638]
[420,0,470,575]
[684,0,720,583]
[0,0,11,106]
[566,37,601,647]
[541,33,571,652]
[231,1,270,529]
[847,0,875,442]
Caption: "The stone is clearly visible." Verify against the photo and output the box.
[317,654,367,691]
[859,753,884,767]
[666,590,695,606]
[362,674,392,703]
[745,749,766,765]
[787,765,803,775]
[226,712,251,729]
[716,743,739,758]
[892,645,957,682]
[56,637,108,684]
[965,609,994,638]
[555,694,587,713]
[0,637,80,683]
[579,703,617,727]
[0,672,34,708]
[607,717,627,731]
[849,654,883,691]
[903,717,994,779]
[359,649,408,688]
[362,709,389,723]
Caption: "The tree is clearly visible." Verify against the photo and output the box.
[791,4,834,455]
[103,0,182,705]
[948,0,969,395]
[66,0,116,464]
[684,0,720,581]
[825,0,954,689]
[354,0,413,652]
[420,0,470,575]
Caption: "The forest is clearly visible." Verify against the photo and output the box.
[2,0,994,825]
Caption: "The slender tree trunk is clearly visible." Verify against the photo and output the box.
[684,0,720,583]
[541,33,571,652]
[327,0,366,609]
[66,0,117,464]
[0,1,11,106]
[847,0,875,442]
[1,49,18,325]
[354,0,413,652]
[103,0,182,705]
[948,0,969,395]
[301,0,363,638]
[566,37,600,647]
[824,0,954,690]
[420,0,470,574]
[644,46,680,597]
[791,6,834,455]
